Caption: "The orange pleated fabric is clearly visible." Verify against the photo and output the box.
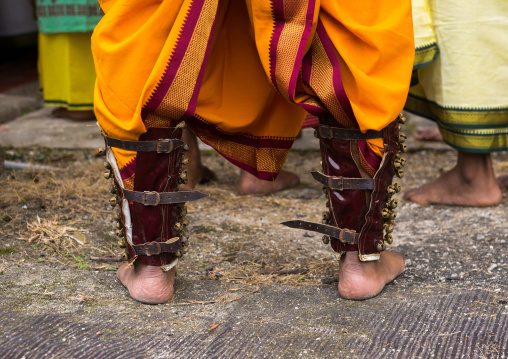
[92,0,414,185]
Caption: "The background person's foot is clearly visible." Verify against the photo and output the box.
[338,250,405,300]
[117,261,175,304]
[237,169,300,195]
[404,152,502,206]
[52,107,96,121]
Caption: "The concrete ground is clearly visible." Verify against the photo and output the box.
[0,82,506,358]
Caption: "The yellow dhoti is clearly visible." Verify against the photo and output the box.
[92,0,414,185]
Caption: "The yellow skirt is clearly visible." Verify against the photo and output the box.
[407,0,508,153]
[39,32,96,111]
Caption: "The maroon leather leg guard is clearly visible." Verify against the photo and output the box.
[283,113,407,261]
[99,124,207,270]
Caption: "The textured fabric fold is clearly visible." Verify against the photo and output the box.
[93,0,414,181]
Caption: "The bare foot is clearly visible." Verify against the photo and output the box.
[52,107,96,121]
[237,169,300,195]
[413,126,443,142]
[117,261,175,304]
[338,250,405,300]
[404,152,502,206]
[179,128,216,191]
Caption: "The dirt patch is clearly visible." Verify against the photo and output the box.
[1,147,508,294]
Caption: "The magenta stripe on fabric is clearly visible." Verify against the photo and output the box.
[268,0,285,91]
[287,0,316,102]
[183,0,221,121]
[300,52,327,116]
[301,50,313,86]
[120,158,136,182]
[187,117,294,149]
[315,21,356,123]
[141,0,207,121]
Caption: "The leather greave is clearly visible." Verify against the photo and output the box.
[100,125,207,270]
[283,114,406,261]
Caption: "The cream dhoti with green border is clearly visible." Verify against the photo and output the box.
[406,0,508,153]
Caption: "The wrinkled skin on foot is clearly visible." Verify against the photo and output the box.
[237,170,300,195]
[338,251,405,300]
[117,262,175,304]
[404,152,502,207]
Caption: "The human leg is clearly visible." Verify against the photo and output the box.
[283,114,407,299]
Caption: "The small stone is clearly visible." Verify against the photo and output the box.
[404,259,412,267]
[498,299,507,305]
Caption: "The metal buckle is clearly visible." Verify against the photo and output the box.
[156,139,172,153]
[329,176,344,191]
[142,191,161,206]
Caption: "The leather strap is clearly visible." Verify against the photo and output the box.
[281,220,359,245]
[317,125,383,140]
[132,238,181,256]
[105,136,184,153]
[311,171,374,191]
[123,189,208,206]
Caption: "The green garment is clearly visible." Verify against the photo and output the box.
[36,0,102,34]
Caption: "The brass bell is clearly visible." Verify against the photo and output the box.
[182,144,190,152]
[314,129,319,138]
[394,158,405,169]
[387,185,396,196]
[182,245,189,254]
[394,183,402,193]
[104,161,112,170]
[180,157,189,165]
[385,234,393,244]
[115,229,124,238]
[110,183,117,194]
[322,187,327,195]
[116,221,122,229]
[110,196,118,207]
[396,169,404,179]
[381,208,391,219]
[178,169,188,184]
[117,240,126,248]
[121,252,129,261]
[388,211,397,221]
[182,218,190,227]
[175,250,183,258]
[388,199,398,209]
[398,114,407,124]
[114,211,122,222]
[104,169,112,179]
[322,235,330,245]
[383,223,394,233]
[399,143,408,153]
[98,147,107,156]
[322,212,330,221]
[320,160,323,168]
[398,132,407,144]
[173,222,184,232]
[376,241,386,252]
[325,201,330,208]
